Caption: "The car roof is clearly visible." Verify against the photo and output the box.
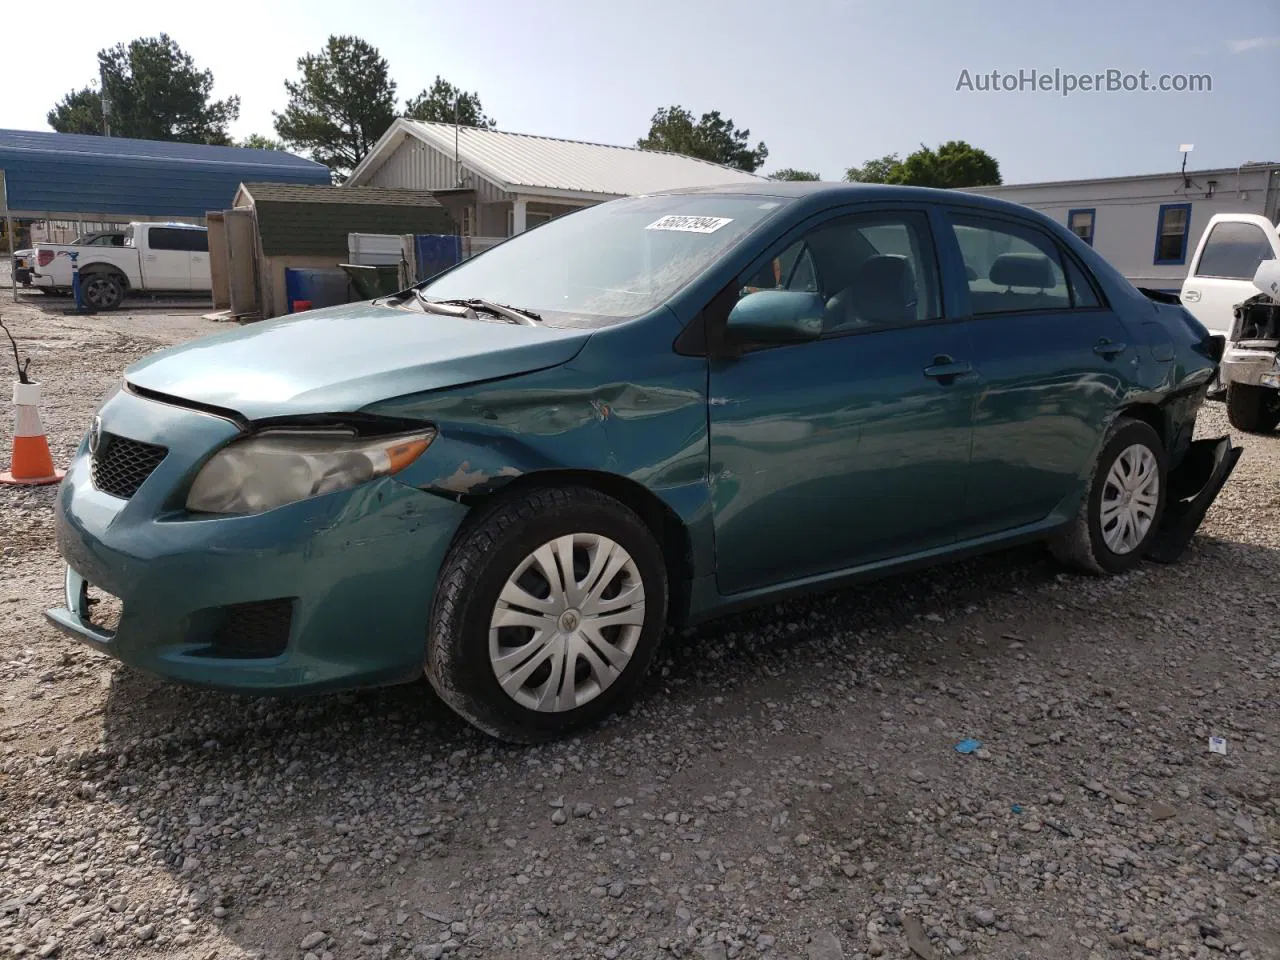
[648,180,1043,220]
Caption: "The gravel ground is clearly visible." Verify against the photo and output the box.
[0,295,1276,960]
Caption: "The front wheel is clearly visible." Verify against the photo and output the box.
[1050,418,1167,575]
[426,486,668,743]
[1225,382,1280,434]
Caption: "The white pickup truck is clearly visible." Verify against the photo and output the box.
[1179,212,1280,430]
[29,222,211,309]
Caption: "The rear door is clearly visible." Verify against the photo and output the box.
[141,226,193,290]
[1180,215,1280,336]
[186,228,211,290]
[941,209,1133,536]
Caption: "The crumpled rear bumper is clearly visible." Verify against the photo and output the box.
[1148,435,1242,564]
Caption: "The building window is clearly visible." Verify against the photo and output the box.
[1067,208,1095,246]
[1154,203,1192,265]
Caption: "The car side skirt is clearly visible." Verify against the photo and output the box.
[684,515,1070,626]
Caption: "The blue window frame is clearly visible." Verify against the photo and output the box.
[1154,203,1192,265]
[1067,208,1095,246]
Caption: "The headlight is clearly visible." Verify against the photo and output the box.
[186,429,436,515]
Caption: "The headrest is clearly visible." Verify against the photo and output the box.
[849,254,916,325]
[857,254,915,289]
[989,253,1055,289]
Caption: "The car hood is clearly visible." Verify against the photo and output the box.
[124,301,593,420]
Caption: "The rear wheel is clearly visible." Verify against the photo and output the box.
[81,272,125,310]
[1050,418,1167,575]
[426,486,668,743]
[1225,382,1280,434]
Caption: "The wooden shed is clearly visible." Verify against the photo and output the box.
[207,182,454,320]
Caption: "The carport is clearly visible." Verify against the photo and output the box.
[1,128,330,300]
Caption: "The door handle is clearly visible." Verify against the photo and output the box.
[1093,338,1127,358]
[1182,289,1201,302]
[923,356,972,382]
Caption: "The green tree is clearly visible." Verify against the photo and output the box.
[47,34,240,144]
[844,153,904,183]
[46,88,104,136]
[237,134,287,151]
[898,140,1001,188]
[637,106,768,173]
[768,168,820,181]
[404,77,495,128]
[273,35,397,180]
[845,142,1001,188]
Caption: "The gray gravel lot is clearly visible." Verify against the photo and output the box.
[0,295,1276,960]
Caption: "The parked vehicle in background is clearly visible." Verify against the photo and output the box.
[48,184,1238,743]
[1216,259,1280,432]
[11,231,125,288]
[1178,213,1280,426]
[29,222,209,308]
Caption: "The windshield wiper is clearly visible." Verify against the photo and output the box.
[416,294,541,325]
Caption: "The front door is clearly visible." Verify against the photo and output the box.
[707,208,977,596]
[943,210,1134,535]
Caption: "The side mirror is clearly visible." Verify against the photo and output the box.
[724,289,824,344]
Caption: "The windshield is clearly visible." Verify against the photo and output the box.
[417,194,788,324]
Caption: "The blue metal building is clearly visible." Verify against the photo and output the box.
[0,129,330,220]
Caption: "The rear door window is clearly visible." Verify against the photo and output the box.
[949,215,1072,314]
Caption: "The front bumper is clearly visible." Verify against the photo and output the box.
[45,388,470,694]
[1220,345,1280,389]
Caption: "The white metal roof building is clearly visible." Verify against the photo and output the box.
[345,119,767,240]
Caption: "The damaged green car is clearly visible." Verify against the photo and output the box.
[49,183,1238,742]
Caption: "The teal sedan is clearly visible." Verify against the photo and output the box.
[48,183,1239,742]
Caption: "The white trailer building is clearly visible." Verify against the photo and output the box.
[963,162,1280,291]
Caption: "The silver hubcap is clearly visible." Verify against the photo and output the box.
[489,533,646,713]
[1101,443,1159,555]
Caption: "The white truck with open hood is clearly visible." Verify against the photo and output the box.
[1178,213,1280,430]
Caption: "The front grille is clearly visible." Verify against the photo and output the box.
[204,599,294,659]
[91,434,167,499]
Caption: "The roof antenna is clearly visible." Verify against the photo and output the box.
[1179,143,1194,189]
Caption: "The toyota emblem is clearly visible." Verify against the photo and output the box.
[89,416,102,455]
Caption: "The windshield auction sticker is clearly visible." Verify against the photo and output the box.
[645,215,734,234]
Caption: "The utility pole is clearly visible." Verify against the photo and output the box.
[100,63,112,137]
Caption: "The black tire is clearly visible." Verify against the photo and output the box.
[81,271,125,310]
[1225,382,1280,434]
[1049,417,1167,576]
[426,486,668,743]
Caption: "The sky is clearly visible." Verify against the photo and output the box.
[2,0,1278,184]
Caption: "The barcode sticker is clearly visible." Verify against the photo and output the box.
[646,215,734,234]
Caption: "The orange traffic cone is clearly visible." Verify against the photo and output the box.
[0,381,65,486]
